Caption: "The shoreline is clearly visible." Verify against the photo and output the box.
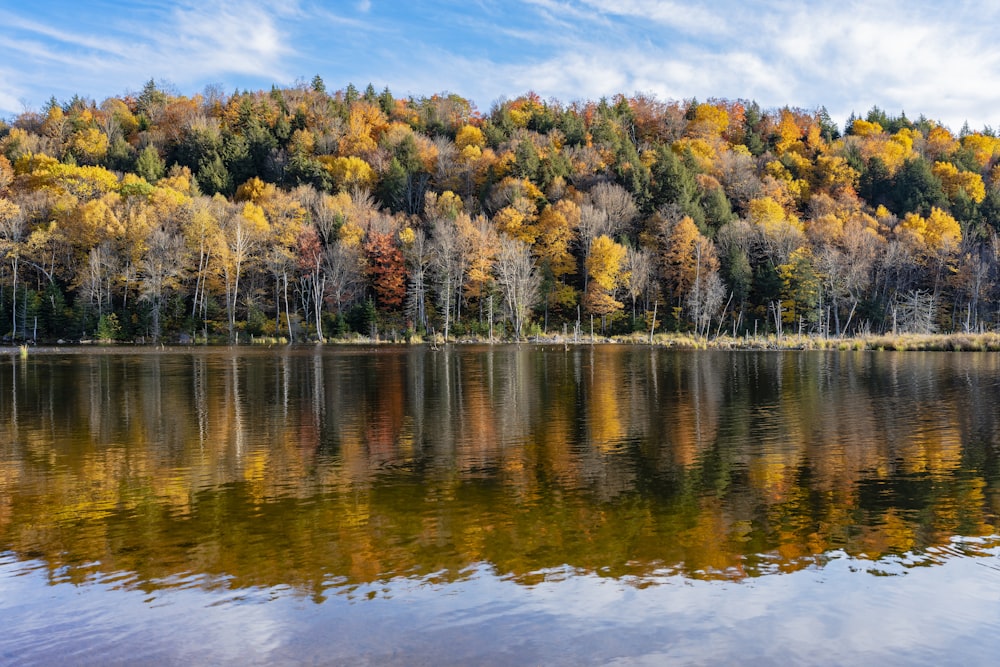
[5,332,1000,353]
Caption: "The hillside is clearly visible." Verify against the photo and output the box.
[1,79,998,343]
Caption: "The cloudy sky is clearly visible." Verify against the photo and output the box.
[1,0,997,133]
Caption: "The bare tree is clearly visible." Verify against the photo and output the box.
[430,216,467,340]
[402,226,431,333]
[588,181,637,233]
[494,236,541,339]
[624,245,654,320]
[139,227,185,342]
[0,200,25,338]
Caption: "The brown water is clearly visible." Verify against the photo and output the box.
[2,346,1000,665]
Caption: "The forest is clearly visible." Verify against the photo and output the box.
[2,77,1000,343]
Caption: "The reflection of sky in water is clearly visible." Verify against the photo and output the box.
[4,548,1000,666]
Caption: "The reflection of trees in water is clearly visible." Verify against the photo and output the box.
[0,348,999,592]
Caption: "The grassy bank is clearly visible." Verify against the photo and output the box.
[322,331,1000,351]
[611,332,1000,351]
[9,332,1000,353]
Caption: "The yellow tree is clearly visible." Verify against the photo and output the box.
[661,215,706,302]
[319,156,376,192]
[534,198,580,323]
[238,178,306,339]
[0,198,24,337]
[490,177,542,244]
[897,206,962,311]
[211,197,270,340]
[183,197,221,335]
[925,125,958,161]
[931,161,986,204]
[459,214,501,339]
[68,127,109,165]
[583,234,626,330]
[339,103,389,157]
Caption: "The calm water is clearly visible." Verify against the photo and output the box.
[2,345,1000,665]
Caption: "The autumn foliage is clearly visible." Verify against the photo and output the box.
[1,80,999,342]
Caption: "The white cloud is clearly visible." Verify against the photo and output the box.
[0,12,130,57]
[159,2,293,79]
[4,0,1000,132]
[0,69,25,113]
[579,0,727,35]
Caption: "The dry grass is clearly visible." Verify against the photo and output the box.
[606,331,1000,352]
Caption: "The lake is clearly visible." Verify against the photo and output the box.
[2,345,1000,665]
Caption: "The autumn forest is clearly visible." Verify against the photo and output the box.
[2,78,1000,344]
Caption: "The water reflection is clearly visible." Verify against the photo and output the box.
[1,347,999,597]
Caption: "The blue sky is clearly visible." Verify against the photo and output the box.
[2,1,997,133]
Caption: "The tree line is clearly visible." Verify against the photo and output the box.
[2,78,1000,343]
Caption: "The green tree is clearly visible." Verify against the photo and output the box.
[135,145,165,183]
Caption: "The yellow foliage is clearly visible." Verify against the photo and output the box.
[339,102,388,156]
[924,207,961,252]
[75,196,123,247]
[320,155,376,191]
[758,177,798,213]
[730,143,752,158]
[587,234,627,292]
[159,166,195,196]
[805,123,824,151]
[460,214,500,297]
[18,154,120,199]
[102,97,139,137]
[960,133,1000,169]
[851,119,883,137]
[0,198,21,228]
[508,108,530,128]
[687,104,729,138]
[0,128,31,162]
[120,172,152,193]
[398,226,415,245]
[493,176,544,207]
[932,161,986,203]
[414,133,439,172]
[14,152,58,176]
[783,151,813,178]
[748,196,802,233]
[898,207,961,254]
[455,125,486,150]
[42,105,65,138]
[339,220,365,248]
[235,176,268,203]
[673,137,717,172]
[812,155,859,195]
[460,144,483,162]
[425,190,463,220]
[890,129,915,154]
[69,128,109,163]
[149,181,190,213]
[856,131,913,175]
[774,109,804,155]
[494,204,537,244]
[534,199,579,279]
[925,125,958,160]
[240,201,270,234]
[765,160,791,181]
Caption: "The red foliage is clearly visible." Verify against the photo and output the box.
[363,231,406,310]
